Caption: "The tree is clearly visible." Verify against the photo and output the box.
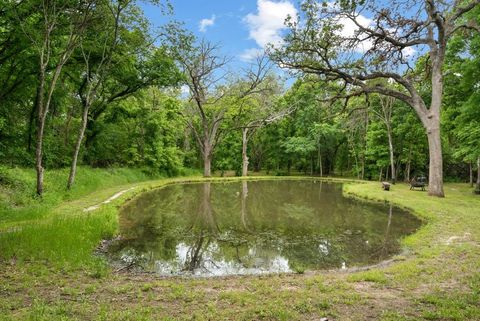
[81,20,183,155]
[371,95,397,183]
[282,136,317,175]
[66,1,182,188]
[454,95,480,192]
[174,40,270,176]
[271,0,480,197]
[18,0,96,195]
[67,0,124,189]
[232,72,288,176]
[343,98,369,179]
[312,123,343,177]
[0,2,37,165]
[442,9,480,192]
[239,108,291,177]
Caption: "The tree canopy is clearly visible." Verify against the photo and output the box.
[0,0,479,195]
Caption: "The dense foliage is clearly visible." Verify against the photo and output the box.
[0,0,479,195]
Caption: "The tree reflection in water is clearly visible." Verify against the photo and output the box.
[108,180,421,276]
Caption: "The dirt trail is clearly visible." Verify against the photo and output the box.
[83,187,135,212]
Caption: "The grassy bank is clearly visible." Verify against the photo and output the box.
[0,166,199,269]
[0,166,161,225]
[0,171,479,320]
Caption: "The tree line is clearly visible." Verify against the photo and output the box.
[1,0,479,197]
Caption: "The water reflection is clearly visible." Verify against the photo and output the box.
[108,180,421,276]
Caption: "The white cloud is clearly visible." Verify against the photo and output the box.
[336,14,373,52]
[243,0,297,48]
[199,15,216,33]
[239,48,264,62]
[338,15,372,38]
[334,9,416,57]
[180,85,190,95]
[402,46,416,58]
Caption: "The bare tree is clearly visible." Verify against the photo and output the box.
[176,41,270,176]
[239,107,293,177]
[271,0,480,197]
[231,61,288,177]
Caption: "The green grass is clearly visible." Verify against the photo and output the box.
[0,170,479,320]
[0,166,157,223]
[0,170,353,267]
[347,269,388,284]
[0,166,200,267]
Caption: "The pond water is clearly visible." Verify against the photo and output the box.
[108,180,421,276]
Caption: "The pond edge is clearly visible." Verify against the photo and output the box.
[100,176,425,277]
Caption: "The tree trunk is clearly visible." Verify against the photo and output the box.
[35,68,46,196]
[203,153,212,177]
[318,144,323,177]
[241,128,249,177]
[386,123,396,184]
[64,106,74,147]
[361,109,368,180]
[241,181,249,230]
[426,124,444,197]
[254,157,261,172]
[27,89,40,152]
[352,143,360,179]
[67,102,90,189]
[396,160,401,183]
[424,50,445,197]
[406,148,411,182]
[35,55,71,195]
[310,153,314,176]
[361,157,365,180]
[379,167,383,182]
[200,132,214,177]
[476,157,480,191]
[469,161,473,187]
[184,126,191,152]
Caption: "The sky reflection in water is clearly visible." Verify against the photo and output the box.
[108,180,421,276]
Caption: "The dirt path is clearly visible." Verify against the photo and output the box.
[83,187,135,212]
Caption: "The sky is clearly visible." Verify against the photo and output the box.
[138,0,418,87]
[139,0,299,67]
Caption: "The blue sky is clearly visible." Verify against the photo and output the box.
[139,0,418,86]
[139,0,299,66]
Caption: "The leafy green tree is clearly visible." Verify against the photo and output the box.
[86,88,185,174]
[66,0,182,188]
[18,0,97,195]
[271,0,480,197]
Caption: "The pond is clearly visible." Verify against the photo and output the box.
[107,180,421,276]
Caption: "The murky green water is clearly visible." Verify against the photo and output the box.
[108,180,421,276]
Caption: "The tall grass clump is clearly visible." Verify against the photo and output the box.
[0,206,118,268]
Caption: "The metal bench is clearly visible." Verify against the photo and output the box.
[410,177,426,191]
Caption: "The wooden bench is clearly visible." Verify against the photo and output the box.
[410,178,426,191]
[382,182,391,191]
